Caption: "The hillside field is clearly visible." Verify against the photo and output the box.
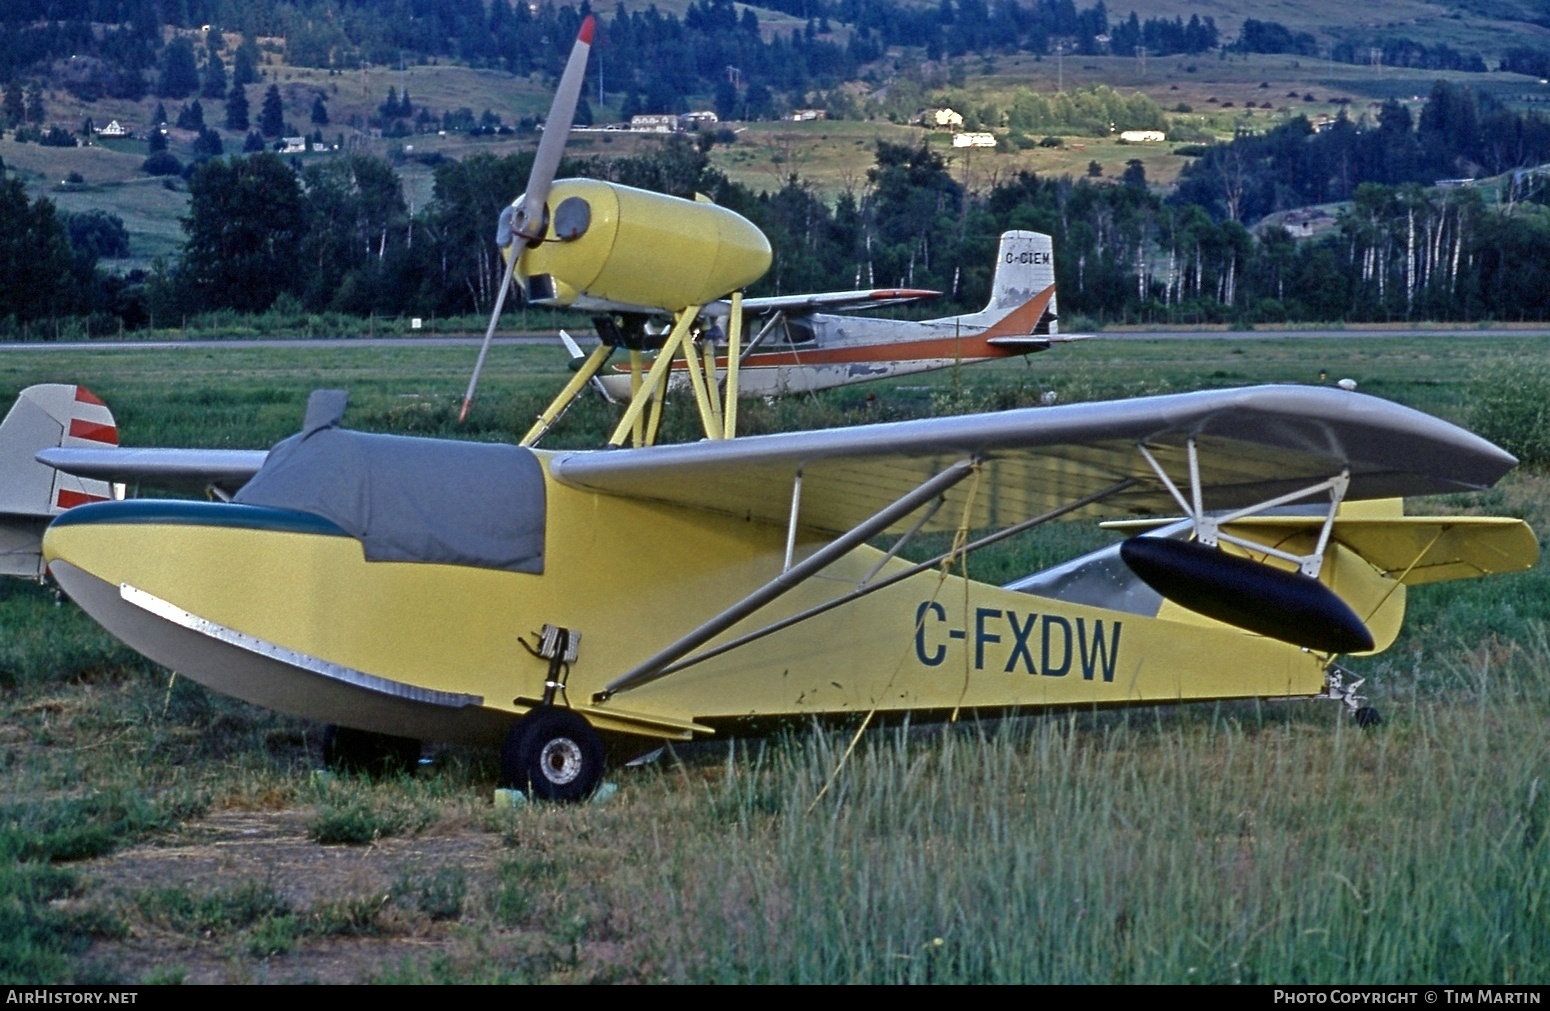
[11,0,1550,262]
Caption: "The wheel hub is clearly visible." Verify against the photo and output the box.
[539,736,584,784]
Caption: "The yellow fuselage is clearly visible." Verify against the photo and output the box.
[42,454,1357,744]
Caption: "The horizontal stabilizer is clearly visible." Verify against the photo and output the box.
[1101,514,1539,585]
[38,446,269,494]
[985,334,1090,351]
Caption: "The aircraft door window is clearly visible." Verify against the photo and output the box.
[781,316,816,346]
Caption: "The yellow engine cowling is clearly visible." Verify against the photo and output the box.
[511,178,771,312]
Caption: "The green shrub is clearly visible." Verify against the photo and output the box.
[243,914,300,957]
[0,862,124,984]
[1470,360,1550,466]
[306,894,387,936]
[308,799,404,845]
[396,867,465,921]
[135,881,291,934]
[0,789,203,863]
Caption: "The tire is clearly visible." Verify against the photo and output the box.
[500,708,605,802]
[1353,706,1382,729]
[322,724,422,776]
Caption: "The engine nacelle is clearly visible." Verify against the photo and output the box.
[510,178,772,313]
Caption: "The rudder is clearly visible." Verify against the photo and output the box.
[964,231,1058,334]
[0,384,118,520]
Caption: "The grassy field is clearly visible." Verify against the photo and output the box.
[0,332,1548,983]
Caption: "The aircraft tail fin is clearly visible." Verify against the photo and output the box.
[0,384,120,578]
[0,384,119,519]
[952,231,1061,336]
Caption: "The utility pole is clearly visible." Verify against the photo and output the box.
[1136,45,1147,77]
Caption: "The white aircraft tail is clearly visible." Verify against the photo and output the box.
[0,384,119,519]
[954,230,1060,334]
[0,384,120,578]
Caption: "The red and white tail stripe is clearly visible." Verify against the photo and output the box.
[0,384,118,517]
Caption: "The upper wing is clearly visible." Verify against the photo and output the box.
[547,386,1517,536]
[37,447,269,494]
[712,288,942,316]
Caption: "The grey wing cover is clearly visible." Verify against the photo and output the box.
[547,385,1517,535]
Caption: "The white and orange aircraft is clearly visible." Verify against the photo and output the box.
[580,229,1078,405]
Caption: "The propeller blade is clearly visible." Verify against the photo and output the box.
[460,15,593,423]
[510,15,595,245]
[457,249,519,424]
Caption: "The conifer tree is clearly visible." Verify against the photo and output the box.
[226,82,249,131]
[259,84,284,137]
[233,36,261,86]
[158,38,200,99]
[3,82,24,128]
[24,84,44,125]
[202,46,228,100]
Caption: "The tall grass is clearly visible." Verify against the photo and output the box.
[636,639,1550,983]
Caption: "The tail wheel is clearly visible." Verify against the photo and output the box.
[1353,706,1383,729]
[500,707,604,802]
[322,725,421,776]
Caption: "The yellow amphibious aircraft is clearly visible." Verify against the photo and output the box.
[32,19,1540,800]
[37,382,1540,798]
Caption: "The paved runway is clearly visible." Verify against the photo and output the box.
[0,328,1547,352]
[0,335,566,352]
[1095,328,1550,341]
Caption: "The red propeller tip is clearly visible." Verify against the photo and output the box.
[578,15,595,44]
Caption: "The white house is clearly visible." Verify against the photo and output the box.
[682,110,719,128]
[952,132,997,148]
[96,120,131,138]
[1118,129,1166,143]
[925,108,964,130]
[278,136,307,154]
[785,109,825,122]
[629,114,680,133]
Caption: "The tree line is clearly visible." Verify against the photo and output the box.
[3,0,1226,124]
[9,101,1550,339]
[1173,82,1550,223]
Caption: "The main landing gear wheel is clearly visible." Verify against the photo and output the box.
[1353,706,1382,729]
[322,725,422,776]
[500,707,605,802]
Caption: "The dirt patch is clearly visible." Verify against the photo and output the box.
[73,806,625,984]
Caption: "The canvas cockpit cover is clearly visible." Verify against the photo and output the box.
[234,391,545,573]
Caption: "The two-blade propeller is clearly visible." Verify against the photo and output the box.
[458,15,595,424]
